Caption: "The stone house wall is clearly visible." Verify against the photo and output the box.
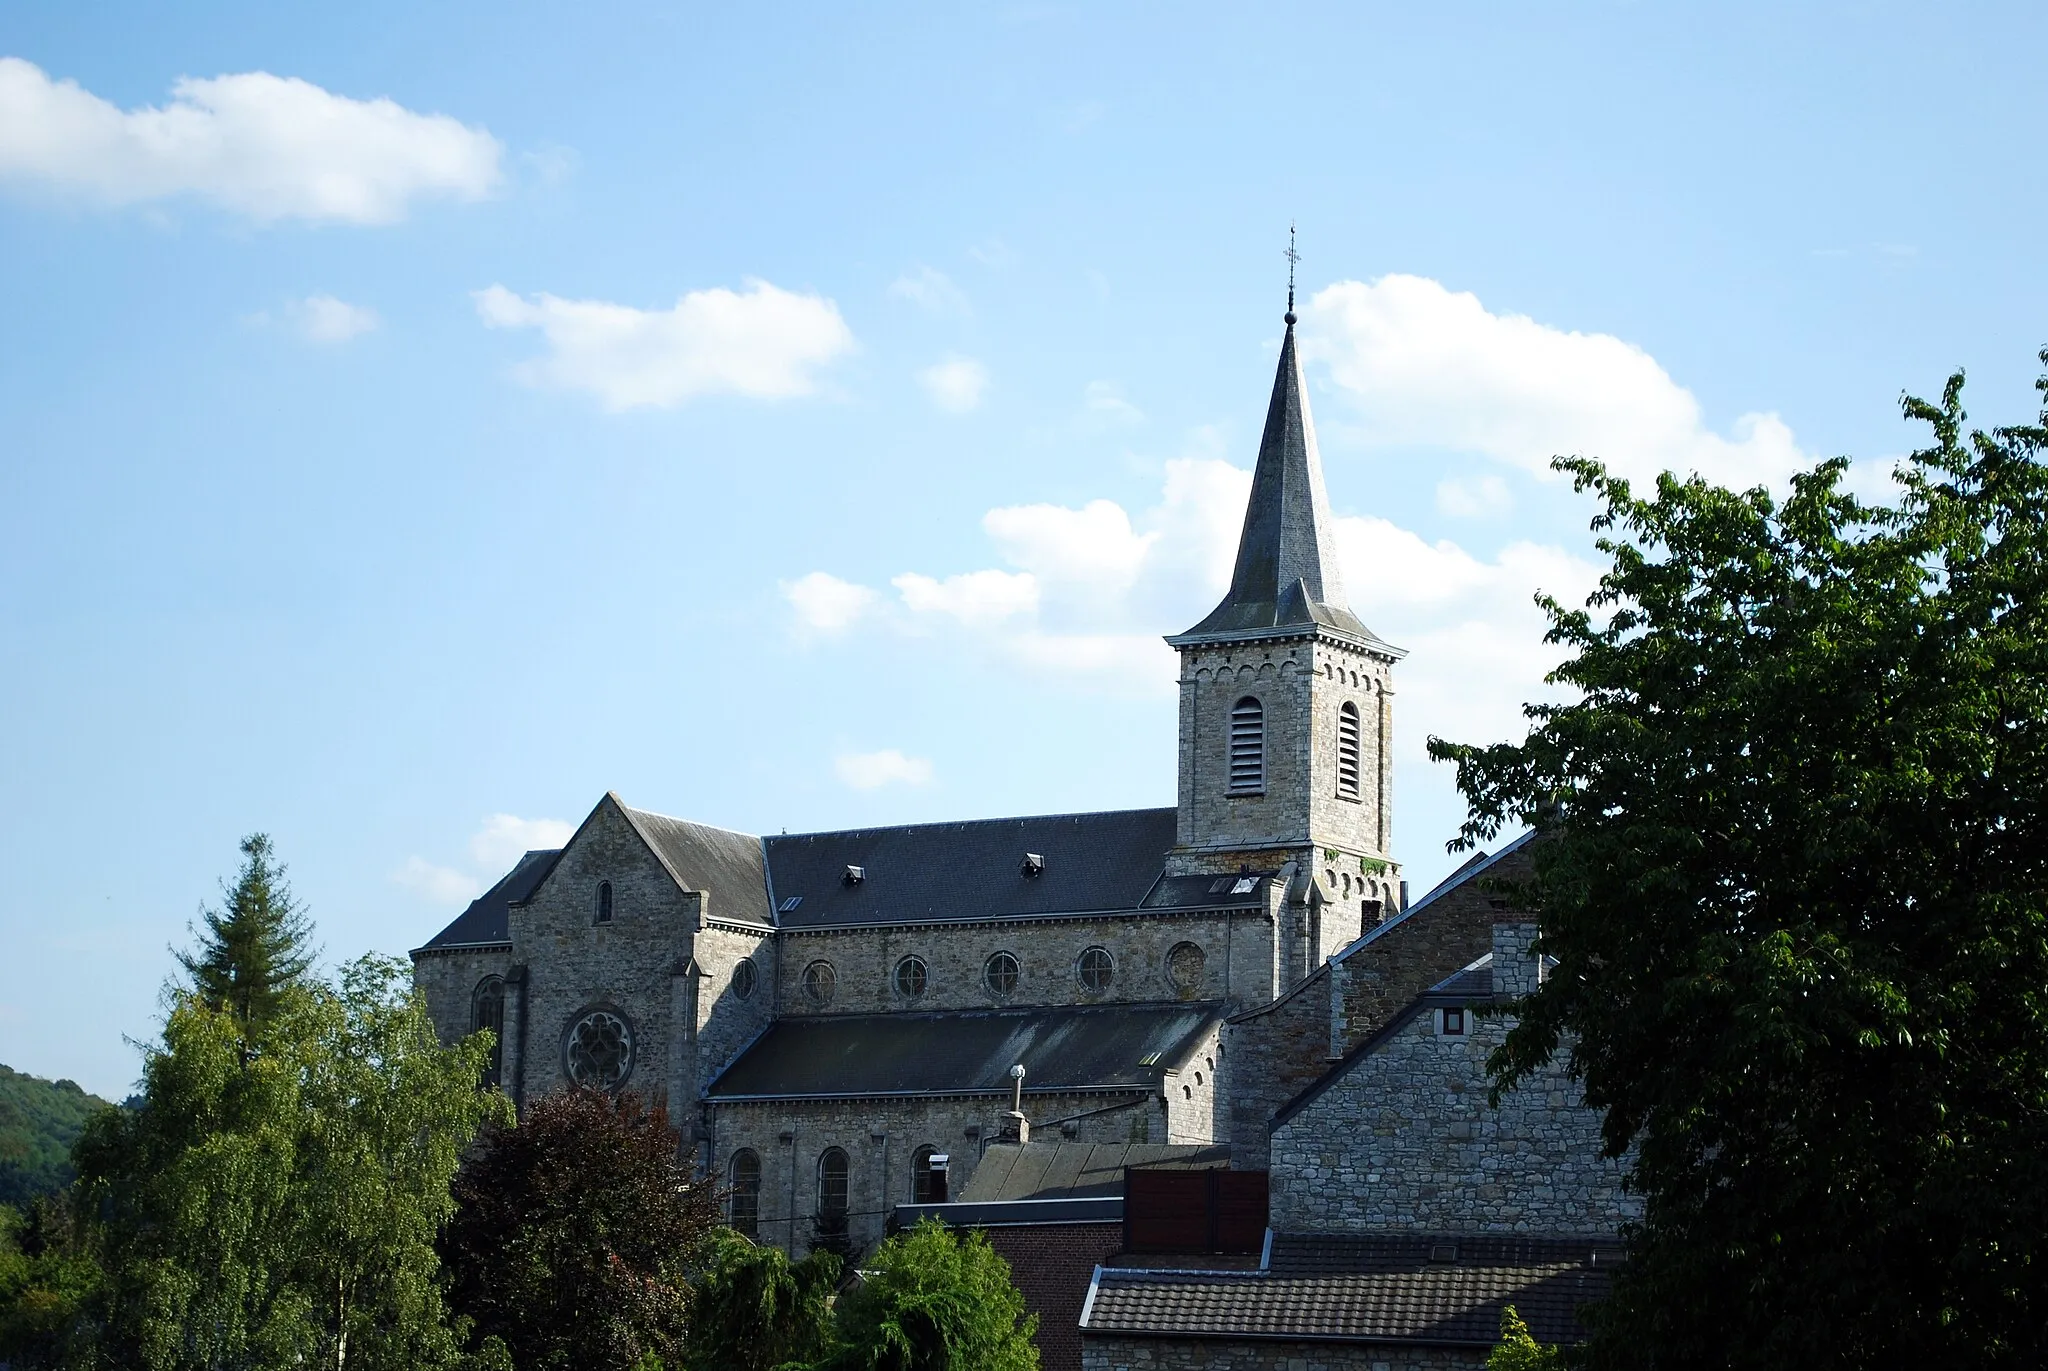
[411,944,512,1052]
[1268,925,1637,1237]
[1220,965,1332,1170]
[773,910,1276,1016]
[1082,1337,1482,1371]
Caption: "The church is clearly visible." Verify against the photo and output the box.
[412,297,1466,1259]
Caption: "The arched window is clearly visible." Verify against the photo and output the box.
[729,1149,762,1240]
[1228,697,1264,794]
[1337,701,1362,800]
[912,1144,945,1203]
[472,976,505,1088]
[595,880,614,924]
[1077,946,1115,993]
[817,1147,850,1240]
[731,956,758,1000]
[983,951,1020,998]
[894,955,929,1000]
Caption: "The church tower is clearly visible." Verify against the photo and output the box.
[1165,292,1405,956]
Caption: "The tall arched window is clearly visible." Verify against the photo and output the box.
[817,1147,850,1241]
[1337,701,1362,801]
[472,976,505,1088]
[912,1144,945,1203]
[729,1149,762,1240]
[1228,696,1265,794]
[595,880,614,924]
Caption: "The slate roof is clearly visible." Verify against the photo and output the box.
[961,1142,1232,1202]
[615,804,771,927]
[415,849,558,951]
[1140,871,1278,910]
[762,808,1176,929]
[705,1001,1223,1100]
[1170,314,1395,653]
[1082,1232,1619,1348]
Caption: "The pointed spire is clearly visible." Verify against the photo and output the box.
[1173,283,1380,646]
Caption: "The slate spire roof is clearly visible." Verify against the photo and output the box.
[1172,304,1387,648]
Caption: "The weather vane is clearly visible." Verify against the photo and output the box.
[1284,221,1300,321]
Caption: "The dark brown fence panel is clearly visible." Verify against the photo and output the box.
[1124,1169,1268,1254]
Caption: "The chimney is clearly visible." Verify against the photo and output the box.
[1492,922,1543,1001]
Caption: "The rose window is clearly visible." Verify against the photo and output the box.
[564,1009,634,1088]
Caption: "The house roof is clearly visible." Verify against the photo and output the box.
[614,803,771,927]
[1081,1232,1618,1348]
[1169,312,1395,654]
[761,808,1177,929]
[414,848,558,951]
[1325,830,1536,971]
[961,1142,1231,1202]
[705,1000,1223,1100]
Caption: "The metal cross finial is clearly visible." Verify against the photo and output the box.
[1284,221,1300,321]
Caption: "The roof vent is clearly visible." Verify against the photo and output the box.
[778,895,803,913]
[1020,853,1045,878]
[1428,1242,1459,1264]
[1231,876,1258,895]
[843,865,865,887]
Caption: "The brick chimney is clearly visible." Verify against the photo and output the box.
[1491,922,1543,1001]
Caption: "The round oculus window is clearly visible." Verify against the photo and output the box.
[1077,946,1114,993]
[894,955,929,999]
[803,960,837,1005]
[731,957,759,1000]
[983,951,1020,998]
[564,1009,633,1089]
[1166,941,1206,997]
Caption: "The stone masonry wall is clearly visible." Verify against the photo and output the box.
[1081,1336,1483,1371]
[508,797,696,1107]
[774,909,1274,1016]
[712,1088,1169,1257]
[1221,966,1332,1170]
[1268,988,1637,1236]
[411,945,512,1052]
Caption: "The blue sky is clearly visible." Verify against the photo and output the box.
[3,2,2044,1098]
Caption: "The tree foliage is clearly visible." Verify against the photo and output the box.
[72,955,507,1371]
[1430,356,2048,1366]
[1487,1304,1563,1371]
[685,1227,840,1371]
[0,1194,102,1370]
[175,834,316,1029]
[442,1087,722,1371]
[818,1219,1037,1371]
[0,1066,113,1208]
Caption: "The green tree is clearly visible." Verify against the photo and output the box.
[1430,356,2048,1367]
[1487,1305,1563,1371]
[442,1087,723,1371]
[0,1065,114,1208]
[176,834,316,1029]
[0,1194,103,1370]
[685,1227,839,1371]
[74,955,506,1371]
[819,1219,1037,1371]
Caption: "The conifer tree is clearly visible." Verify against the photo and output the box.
[176,833,316,1027]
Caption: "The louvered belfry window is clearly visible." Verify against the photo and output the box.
[1228,696,1265,794]
[1337,701,1362,800]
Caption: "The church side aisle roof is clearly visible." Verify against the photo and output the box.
[704,999,1222,1100]
[763,808,1177,928]
[415,848,558,951]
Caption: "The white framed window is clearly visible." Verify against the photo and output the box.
[1228,696,1264,794]
[1439,1006,1467,1037]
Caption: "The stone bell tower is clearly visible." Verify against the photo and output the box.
[1165,286,1405,969]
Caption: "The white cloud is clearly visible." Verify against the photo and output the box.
[1435,473,1511,518]
[286,294,379,343]
[836,749,935,790]
[469,813,574,870]
[1084,380,1144,424]
[1304,274,1809,490]
[891,568,1036,626]
[888,266,968,315]
[917,355,989,413]
[0,57,500,224]
[784,571,880,634]
[393,856,484,907]
[394,813,574,908]
[474,280,856,411]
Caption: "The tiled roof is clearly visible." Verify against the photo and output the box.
[705,1000,1222,1100]
[414,849,557,951]
[762,809,1176,929]
[1082,1232,1618,1347]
